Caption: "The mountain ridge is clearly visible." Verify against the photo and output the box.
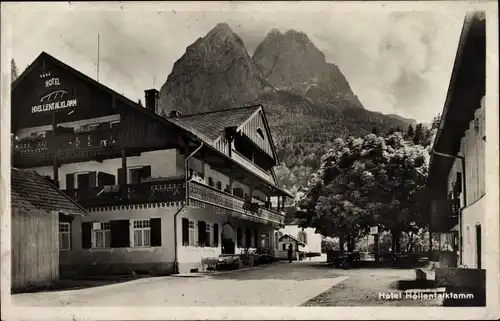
[158,23,418,192]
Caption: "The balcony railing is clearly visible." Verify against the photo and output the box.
[430,198,460,233]
[13,128,122,166]
[62,178,283,226]
[188,180,284,226]
[15,128,121,155]
[63,178,185,207]
[231,150,273,184]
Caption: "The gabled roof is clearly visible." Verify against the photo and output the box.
[235,106,280,165]
[12,51,172,128]
[168,105,261,143]
[278,233,306,246]
[169,104,281,165]
[11,168,87,216]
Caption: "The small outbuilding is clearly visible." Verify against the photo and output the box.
[11,167,87,292]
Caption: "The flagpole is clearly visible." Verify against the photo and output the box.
[97,33,100,82]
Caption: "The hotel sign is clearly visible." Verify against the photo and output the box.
[31,71,78,114]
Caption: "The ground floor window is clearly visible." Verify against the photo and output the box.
[182,218,197,246]
[132,219,151,247]
[92,221,111,248]
[59,222,71,250]
[213,223,219,247]
[189,220,195,246]
[205,223,212,247]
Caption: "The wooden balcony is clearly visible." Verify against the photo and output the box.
[62,178,185,208]
[430,198,460,233]
[231,150,273,184]
[188,180,284,226]
[13,128,122,167]
[62,178,283,226]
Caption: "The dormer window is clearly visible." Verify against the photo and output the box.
[256,128,265,140]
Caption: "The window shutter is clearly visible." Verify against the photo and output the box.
[245,228,251,248]
[117,168,125,185]
[182,218,189,245]
[142,166,152,180]
[150,218,162,247]
[89,171,97,188]
[66,174,74,190]
[81,222,92,249]
[213,223,219,246]
[198,221,206,246]
[97,172,105,187]
[237,228,242,247]
[110,220,130,248]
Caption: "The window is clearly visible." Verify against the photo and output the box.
[245,228,251,248]
[254,230,259,248]
[129,167,143,184]
[132,220,151,247]
[256,128,265,140]
[237,228,242,247]
[208,177,214,187]
[110,121,120,128]
[216,181,222,190]
[275,232,279,249]
[189,220,195,246]
[92,221,111,248]
[198,221,207,246]
[59,222,71,250]
[466,226,471,244]
[233,188,244,198]
[206,223,211,247]
[298,231,307,245]
[282,243,287,250]
[213,223,219,247]
[77,172,90,189]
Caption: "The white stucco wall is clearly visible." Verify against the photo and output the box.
[446,95,486,269]
[460,195,485,268]
[61,206,178,267]
[175,207,277,273]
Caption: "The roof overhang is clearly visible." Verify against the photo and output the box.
[196,143,293,198]
[428,12,485,190]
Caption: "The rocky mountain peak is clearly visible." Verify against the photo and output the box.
[158,23,268,115]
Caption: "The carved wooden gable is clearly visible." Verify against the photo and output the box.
[237,109,278,161]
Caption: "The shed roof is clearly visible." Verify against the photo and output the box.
[11,168,87,216]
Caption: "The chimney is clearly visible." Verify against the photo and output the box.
[144,89,159,113]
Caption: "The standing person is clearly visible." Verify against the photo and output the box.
[287,244,293,263]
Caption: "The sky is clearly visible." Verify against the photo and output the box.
[3,1,485,123]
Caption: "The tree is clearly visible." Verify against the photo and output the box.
[406,124,415,139]
[431,113,441,129]
[11,58,19,82]
[413,123,424,145]
[298,132,430,259]
[371,126,379,135]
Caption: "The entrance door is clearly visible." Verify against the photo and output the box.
[476,224,482,269]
